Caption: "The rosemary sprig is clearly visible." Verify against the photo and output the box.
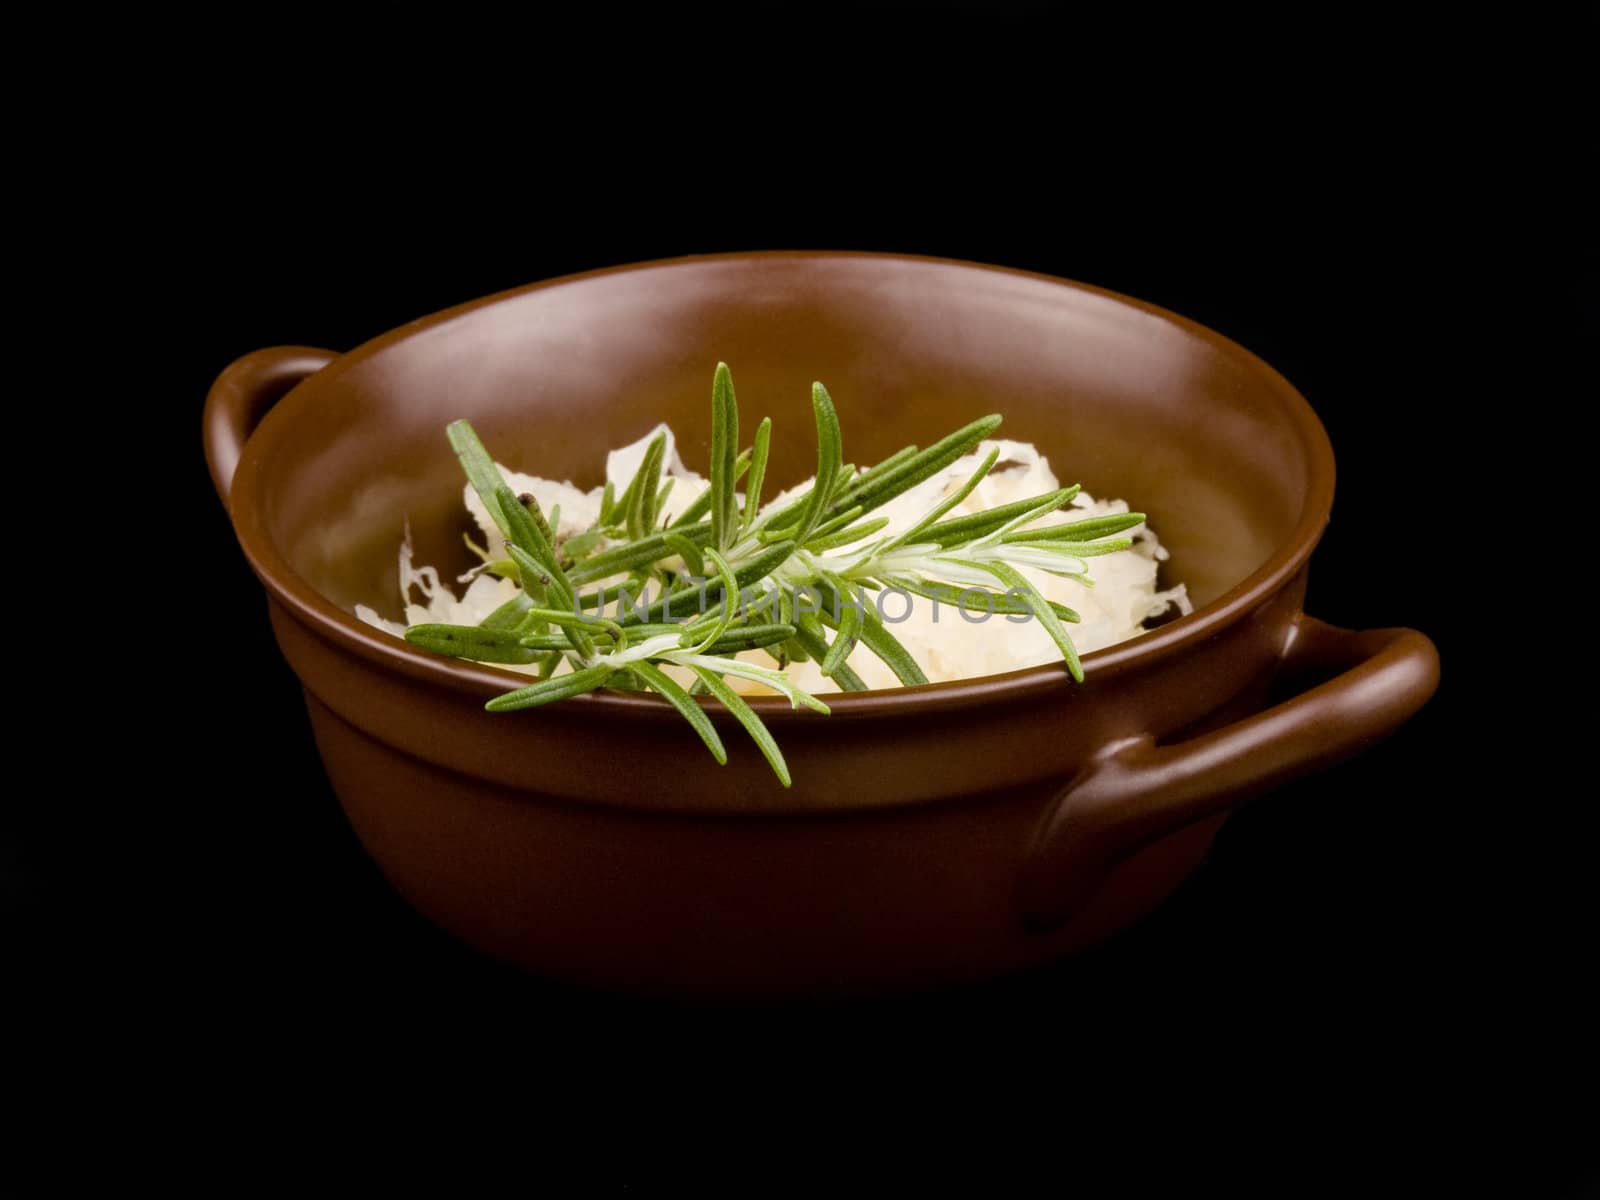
[404,362,1147,785]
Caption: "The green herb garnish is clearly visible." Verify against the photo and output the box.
[404,364,1144,786]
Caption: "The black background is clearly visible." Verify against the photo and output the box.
[12,28,1592,1190]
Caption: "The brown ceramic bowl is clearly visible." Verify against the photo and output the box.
[203,252,1438,998]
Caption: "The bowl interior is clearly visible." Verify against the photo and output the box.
[246,255,1323,631]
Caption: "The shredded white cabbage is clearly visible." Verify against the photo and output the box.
[357,427,1192,692]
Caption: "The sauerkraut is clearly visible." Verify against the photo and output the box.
[358,425,1191,692]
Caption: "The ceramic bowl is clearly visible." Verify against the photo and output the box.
[204,252,1439,997]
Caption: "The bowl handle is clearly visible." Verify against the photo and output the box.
[1018,615,1440,931]
[203,346,338,504]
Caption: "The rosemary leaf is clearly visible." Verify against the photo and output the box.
[513,607,550,638]
[857,607,929,687]
[627,432,667,540]
[804,515,890,552]
[494,485,562,579]
[1015,537,1133,559]
[819,600,928,686]
[883,577,1080,623]
[789,383,843,546]
[921,486,1080,546]
[792,614,868,691]
[821,583,863,677]
[659,448,742,531]
[711,361,739,551]
[628,660,727,766]
[801,504,868,544]
[405,623,541,664]
[683,547,740,652]
[568,521,712,584]
[506,544,590,656]
[729,541,799,592]
[463,532,492,564]
[847,444,919,493]
[740,416,773,536]
[504,544,554,597]
[1001,512,1146,544]
[834,413,1001,516]
[516,608,624,646]
[560,530,609,560]
[705,623,796,654]
[687,666,792,787]
[675,655,829,714]
[670,487,714,529]
[479,590,535,632]
[627,540,796,625]
[447,420,512,535]
[485,663,617,712]
[878,446,1000,555]
[662,532,705,577]
[979,491,1082,544]
[979,560,1084,682]
[620,621,789,648]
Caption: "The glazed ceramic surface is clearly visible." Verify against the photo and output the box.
[205,253,1438,997]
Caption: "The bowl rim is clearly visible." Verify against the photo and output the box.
[227,250,1335,722]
